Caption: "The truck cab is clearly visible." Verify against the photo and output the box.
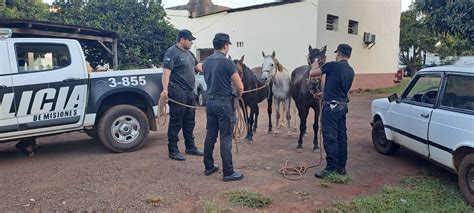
[0,29,163,153]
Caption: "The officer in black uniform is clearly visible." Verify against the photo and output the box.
[202,33,245,182]
[309,44,355,178]
[160,29,204,161]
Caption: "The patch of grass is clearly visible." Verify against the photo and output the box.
[224,189,272,208]
[326,175,474,212]
[203,200,231,213]
[367,79,410,94]
[322,173,352,184]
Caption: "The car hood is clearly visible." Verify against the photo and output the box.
[372,98,390,110]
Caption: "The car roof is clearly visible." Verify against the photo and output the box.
[419,64,474,74]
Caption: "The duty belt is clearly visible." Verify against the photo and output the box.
[324,100,348,111]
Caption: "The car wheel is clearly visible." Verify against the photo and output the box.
[197,90,206,106]
[458,153,474,206]
[372,120,399,155]
[98,104,149,152]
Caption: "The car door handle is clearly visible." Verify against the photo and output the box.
[63,78,80,83]
[421,113,430,118]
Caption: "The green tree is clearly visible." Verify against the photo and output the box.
[0,0,49,20]
[1,0,176,69]
[414,0,474,57]
[49,1,177,69]
[399,10,437,76]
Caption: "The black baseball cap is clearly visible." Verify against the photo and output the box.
[334,44,352,57]
[213,33,232,45]
[177,29,196,41]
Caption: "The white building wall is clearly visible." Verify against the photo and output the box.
[167,1,319,70]
[166,0,401,88]
[316,0,401,75]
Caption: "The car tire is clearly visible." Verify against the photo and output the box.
[372,120,400,155]
[458,153,474,206]
[98,104,149,153]
[197,90,206,106]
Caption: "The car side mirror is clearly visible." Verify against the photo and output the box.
[387,93,399,103]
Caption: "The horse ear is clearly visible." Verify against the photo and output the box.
[240,55,245,64]
[272,51,276,58]
[262,51,265,57]
[321,45,327,54]
[308,45,313,53]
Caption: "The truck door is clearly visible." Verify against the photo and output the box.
[7,40,88,134]
[0,41,18,135]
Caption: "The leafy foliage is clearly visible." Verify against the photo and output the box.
[1,0,177,69]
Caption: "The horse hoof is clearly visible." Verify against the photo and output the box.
[252,129,257,134]
[273,132,280,137]
[246,139,253,144]
[296,148,303,153]
[286,133,292,138]
[312,148,320,153]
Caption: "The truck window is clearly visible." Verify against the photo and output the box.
[15,43,71,73]
[441,75,474,111]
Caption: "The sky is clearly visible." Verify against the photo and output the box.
[43,0,412,11]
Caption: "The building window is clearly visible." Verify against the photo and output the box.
[236,42,244,48]
[326,14,339,31]
[348,20,358,35]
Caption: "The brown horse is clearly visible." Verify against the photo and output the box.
[234,56,273,143]
[290,45,326,152]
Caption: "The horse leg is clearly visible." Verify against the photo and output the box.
[297,105,309,152]
[292,104,299,132]
[273,99,281,137]
[313,106,321,151]
[246,106,255,143]
[253,105,259,133]
[267,95,273,134]
[280,103,286,129]
[285,98,292,137]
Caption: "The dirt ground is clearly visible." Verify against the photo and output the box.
[0,94,443,212]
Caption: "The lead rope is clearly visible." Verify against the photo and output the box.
[278,57,327,180]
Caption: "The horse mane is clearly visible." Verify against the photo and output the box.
[272,56,285,72]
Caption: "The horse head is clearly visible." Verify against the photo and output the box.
[306,45,327,97]
[261,51,283,84]
[233,55,245,80]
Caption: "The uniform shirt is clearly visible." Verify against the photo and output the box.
[321,60,355,102]
[163,45,197,91]
[203,51,237,96]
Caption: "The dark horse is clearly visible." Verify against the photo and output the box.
[291,45,326,152]
[234,56,273,143]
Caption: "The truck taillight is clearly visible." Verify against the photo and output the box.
[0,28,12,39]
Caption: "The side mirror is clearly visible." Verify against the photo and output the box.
[387,93,399,103]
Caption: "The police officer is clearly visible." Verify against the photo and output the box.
[160,29,204,161]
[309,44,355,178]
[202,33,244,182]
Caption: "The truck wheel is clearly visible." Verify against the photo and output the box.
[458,153,474,206]
[372,120,399,155]
[197,90,206,106]
[98,105,149,152]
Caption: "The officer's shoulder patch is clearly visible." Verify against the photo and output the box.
[164,56,171,62]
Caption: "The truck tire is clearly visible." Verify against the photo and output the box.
[98,104,149,152]
[458,153,474,206]
[372,120,399,155]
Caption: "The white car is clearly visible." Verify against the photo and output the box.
[194,72,207,106]
[371,64,474,205]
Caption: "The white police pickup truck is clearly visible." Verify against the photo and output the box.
[371,64,474,205]
[0,29,163,153]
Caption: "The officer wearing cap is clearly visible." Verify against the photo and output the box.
[160,29,204,161]
[202,33,245,182]
[309,43,355,178]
